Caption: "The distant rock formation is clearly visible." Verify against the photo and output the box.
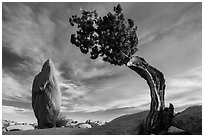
[172,105,202,135]
[85,120,104,127]
[32,59,61,129]
[56,117,75,127]
[2,127,7,132]
[6,125,34,131]
[77,123,92,128]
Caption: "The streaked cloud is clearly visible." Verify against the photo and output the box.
[166,67,202,108]
[3,3,55,64]
[2,106,35,123]
[2,72,31,102]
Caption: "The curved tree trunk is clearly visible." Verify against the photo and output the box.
[126,56,174,135]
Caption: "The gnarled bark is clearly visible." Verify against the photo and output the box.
[126,56,174,134]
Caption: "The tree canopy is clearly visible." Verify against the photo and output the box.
[69,4,138,66]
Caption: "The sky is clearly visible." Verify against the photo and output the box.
[2,2,202,123]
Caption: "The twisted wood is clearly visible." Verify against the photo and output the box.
[127,56,173,134]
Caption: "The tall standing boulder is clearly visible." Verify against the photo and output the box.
[32,59,61,129]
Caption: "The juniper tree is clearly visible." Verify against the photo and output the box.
[69,4,174,135]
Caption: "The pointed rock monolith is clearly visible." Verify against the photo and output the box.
[32,59,61,129]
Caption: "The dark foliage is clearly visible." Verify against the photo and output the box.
[69,4,138,66]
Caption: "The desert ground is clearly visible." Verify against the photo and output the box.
[3,105,202,135]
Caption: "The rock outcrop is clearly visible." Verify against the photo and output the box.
[79,110,149,135]
[79,106,202,135]
[6,125,34,131]
[172,105,202,135]
[32,59,61,129]
[77,123,92,128]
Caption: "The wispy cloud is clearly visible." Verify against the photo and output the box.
[2,106,32,114]
[165,67,202,108]
[2,106,35,123]
[61,66,202,114]
[71,57,113,80]
[60,80,90,105]
[2,72,31,102]
[3,3,55,64]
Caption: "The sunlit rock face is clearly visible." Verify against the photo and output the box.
[32,59,61,129]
